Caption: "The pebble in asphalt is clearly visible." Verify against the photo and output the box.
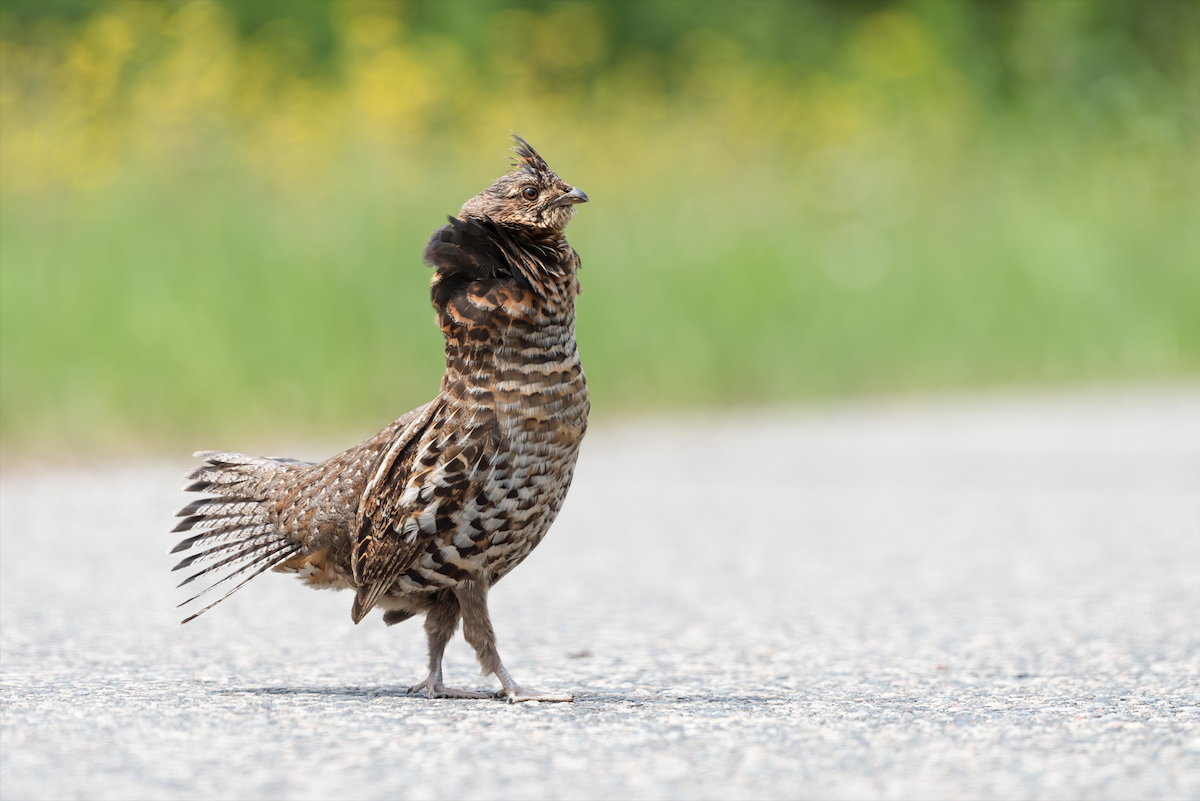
[2,389,1198,800]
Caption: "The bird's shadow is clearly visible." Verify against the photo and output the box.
[218,686,468,699]
[215,686,762,705]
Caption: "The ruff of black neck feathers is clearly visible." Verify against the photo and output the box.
[425,215,573,300]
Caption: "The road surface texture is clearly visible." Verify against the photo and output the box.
[2,388,1198,800]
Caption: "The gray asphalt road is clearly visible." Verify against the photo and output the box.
[2,389,1198,800]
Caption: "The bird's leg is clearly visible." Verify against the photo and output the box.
[455,579,574,703]
[407,590,492,699]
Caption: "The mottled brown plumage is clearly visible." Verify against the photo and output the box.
[171,136,589,702]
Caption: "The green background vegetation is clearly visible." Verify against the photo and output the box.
[1,0,1197,456]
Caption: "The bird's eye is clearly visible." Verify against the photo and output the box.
[522,187,538,200]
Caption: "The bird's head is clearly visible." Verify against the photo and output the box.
[459,135,588,235]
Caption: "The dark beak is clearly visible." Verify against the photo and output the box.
[556,187,589,207]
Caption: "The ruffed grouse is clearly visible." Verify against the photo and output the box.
[171,136,589,702]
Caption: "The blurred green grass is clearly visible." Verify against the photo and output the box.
[1,1,1197,455]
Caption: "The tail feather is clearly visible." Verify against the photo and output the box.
[175,538,300,597]
[174,496,263,522]
[178,547,301,625]
[172,511,265,535]
[169,519,267,554]
[170,525,277,574]
[170,451,308,623]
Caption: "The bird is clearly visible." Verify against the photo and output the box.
[170,135,590,703]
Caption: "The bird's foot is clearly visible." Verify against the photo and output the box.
[496,686,575,704]
[406,678,493,700]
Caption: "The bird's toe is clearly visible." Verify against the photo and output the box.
[407,679,493,700]
[497,686,575,703]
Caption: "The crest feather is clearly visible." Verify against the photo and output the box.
[511,133,550,176]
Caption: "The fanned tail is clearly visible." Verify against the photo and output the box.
[170,451,308,624]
